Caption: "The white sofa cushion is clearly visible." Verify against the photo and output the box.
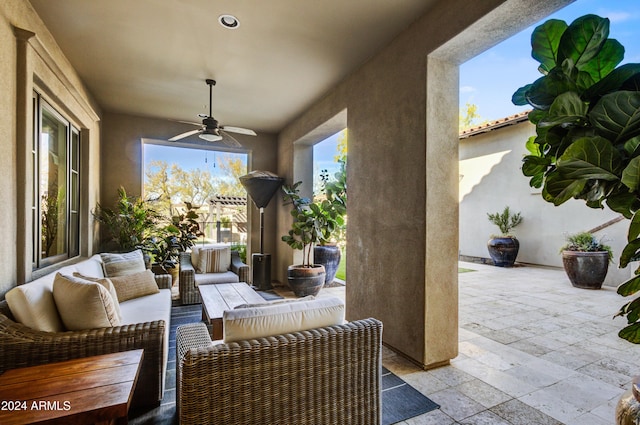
[223,296,345,343]
[73,255,105,278]
[101,250,146,277]
[52,273,121,330]
[5,272,65,332]
[194,271,239,286]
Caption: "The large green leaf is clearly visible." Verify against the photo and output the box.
[606,191,636,219]
[556,136,621,180]
[531,19,568,72]
[620,239,640,268]
[512,84,532,106]
[525,136,541,155]
[579,38,624,83]
[557,15,609,72]
[590,91,640,143]
[542,171,587,205]
[522,155,550,177]
[618,273,640,296]
[619,322,640,344]
[622,156,640,191]
[526,70,578,110]
[629,211,640,242]
[623,135,640,156]
[586,63,640,100]
[538,91,588,128]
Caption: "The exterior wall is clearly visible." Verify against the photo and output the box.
[459,121,633,287]
[100,112,279,259]
[277,0,572,368]
[0,1,101,298]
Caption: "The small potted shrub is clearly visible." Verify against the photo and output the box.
[561,232,612,290]
[486,206,522,267]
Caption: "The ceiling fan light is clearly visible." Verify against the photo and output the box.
[199,130,222,142]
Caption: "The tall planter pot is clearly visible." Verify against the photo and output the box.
[314,245,341,285]
[561,250,609,289]
[287,264,325,297]
[487,237,519,267]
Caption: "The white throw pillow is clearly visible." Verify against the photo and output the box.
[5,276,64,332]
[197,246,231,273]
[100,249,146,277]
[223,296,345,343]
[52,273,121,331]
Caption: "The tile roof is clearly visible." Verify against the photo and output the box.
[459,111,531,139]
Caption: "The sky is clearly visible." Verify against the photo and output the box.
[460,0,640,123]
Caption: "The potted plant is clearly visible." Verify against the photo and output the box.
[282,181,340,297]
[486,206,522,267]
[511,13,640,343]
[314,159,347,285]
[92,186,160,259]
[170,202,202,253]
[560,232,612,289]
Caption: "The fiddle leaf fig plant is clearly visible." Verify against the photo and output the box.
[512,14,640,343]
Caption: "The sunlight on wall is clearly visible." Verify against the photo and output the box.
[459,150,510,202]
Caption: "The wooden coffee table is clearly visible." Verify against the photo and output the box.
[198,282,265,340]
[0,349,143,425]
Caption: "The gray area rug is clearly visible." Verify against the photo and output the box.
[130,301,439,424]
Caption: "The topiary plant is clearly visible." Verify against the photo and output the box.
[512,14,640,343]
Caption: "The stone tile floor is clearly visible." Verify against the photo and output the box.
[275,261,640,424]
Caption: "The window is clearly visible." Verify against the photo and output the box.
[32,93,81,268]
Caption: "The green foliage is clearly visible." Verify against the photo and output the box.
[231,243,247,263]
[487,206,522,236]
[319,158,347,244]
[513,14,640,343]
[93,186,160,252]
[281,181,344,267]
[560,231,613,259]
[170,202,202,252]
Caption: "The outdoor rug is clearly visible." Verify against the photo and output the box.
[130,301,439,424]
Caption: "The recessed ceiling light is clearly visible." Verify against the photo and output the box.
[218,14,240,29]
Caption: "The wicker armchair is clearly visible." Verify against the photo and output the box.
[176,318,383,425]
[179,251,250,305]
[0,274,172,407]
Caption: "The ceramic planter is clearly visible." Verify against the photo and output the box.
[561,250,609,289]
[287,264,325,297]
[314,245,341,285]
[487,237,519,267]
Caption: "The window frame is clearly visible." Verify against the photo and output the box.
[32,92,81,270]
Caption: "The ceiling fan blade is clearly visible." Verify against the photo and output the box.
[221,126,257,136]
[220,130,242,148]
[168,128,202,142]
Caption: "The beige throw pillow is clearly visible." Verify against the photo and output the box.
[52,273,121,331]
[197,246,231,273]
[108,269,159,302]
[100,249,146,277]
[72,272,122,321]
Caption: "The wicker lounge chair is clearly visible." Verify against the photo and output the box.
[176,318,383,425]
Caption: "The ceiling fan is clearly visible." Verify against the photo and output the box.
[168,79,256,147]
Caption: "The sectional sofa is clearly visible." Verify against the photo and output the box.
[0,252,172,407]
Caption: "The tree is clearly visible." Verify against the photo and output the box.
[512,14,640,343]
[459,102,483,131]
[217,154,247,196]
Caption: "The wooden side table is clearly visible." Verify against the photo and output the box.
[0,349,143,425]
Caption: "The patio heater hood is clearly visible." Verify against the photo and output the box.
[239,170,284,291]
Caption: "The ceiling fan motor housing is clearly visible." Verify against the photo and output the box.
[203,116,218,128]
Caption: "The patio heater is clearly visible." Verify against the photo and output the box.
[239,170,284,290]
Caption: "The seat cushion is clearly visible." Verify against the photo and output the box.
[101,250,146,277]
[194,271,240,286]
[223,296,345,343]
[52,273,121,330]
[109,269,160,302]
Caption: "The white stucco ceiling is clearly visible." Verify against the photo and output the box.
[29,0,437,134]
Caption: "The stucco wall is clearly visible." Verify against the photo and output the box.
[459,120,633,287]
[100,112,279,259]
[0,0,101,297]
